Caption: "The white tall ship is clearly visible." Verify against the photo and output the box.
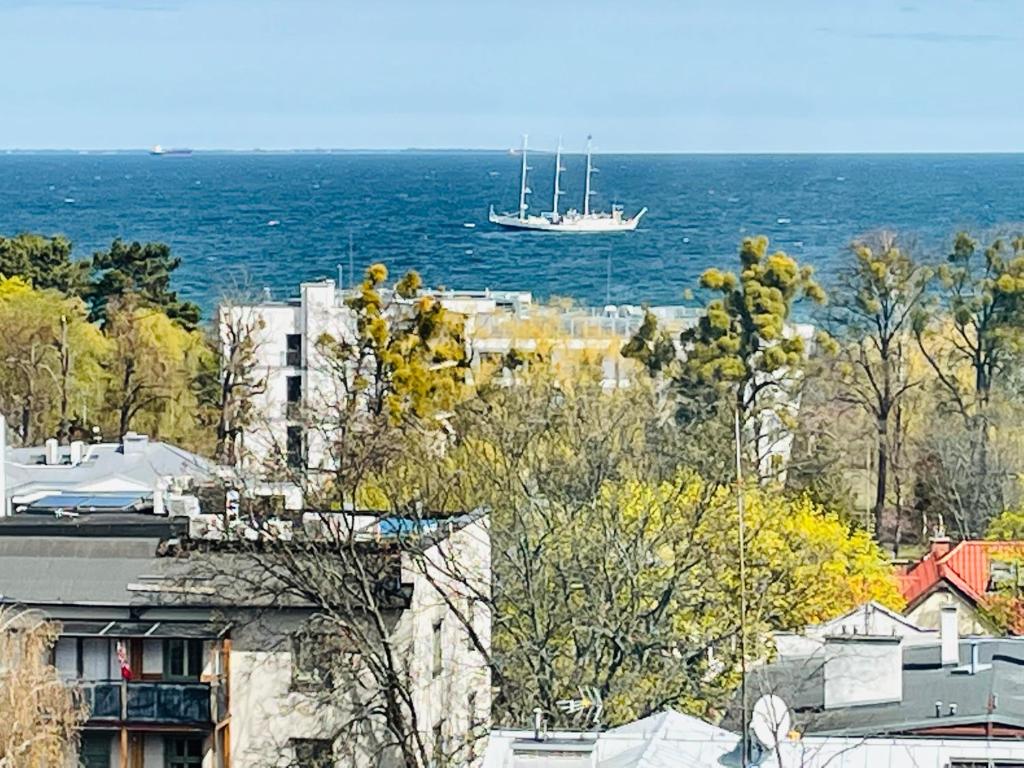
[489,135,647,233]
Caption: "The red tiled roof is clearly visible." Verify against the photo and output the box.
[898,540,1024,608]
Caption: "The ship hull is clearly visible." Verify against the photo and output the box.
[489,207,646,233]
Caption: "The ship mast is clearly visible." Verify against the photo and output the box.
[551,137,564,222]
[583,134,595,217]
[518,134,530,221]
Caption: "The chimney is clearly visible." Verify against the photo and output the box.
[0,415,8,517]
[44,437,59,465]
[824,635,903,709]
[930,536,952,559]
[68,440,84,467]
[940,605,959,666]
[121,432,150,455]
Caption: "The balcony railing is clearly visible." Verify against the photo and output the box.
[80,680,216,725]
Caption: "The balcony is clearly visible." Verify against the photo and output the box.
[81,681,217,725]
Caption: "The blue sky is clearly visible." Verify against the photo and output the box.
[0,0,1020,152]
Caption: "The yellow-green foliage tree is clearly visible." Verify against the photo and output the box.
[621,309,677,377]
[388,372,899,726]
[287,264,468,507]
[102,297,213,448]
[317,264,467,422]
[671,236,825,476]
[909,232,1024,534]
[0,608,87,766]
[0,277,108,444]
[828,232,931,540]
[485,473,901,724]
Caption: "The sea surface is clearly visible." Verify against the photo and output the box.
[2,151,1024,318]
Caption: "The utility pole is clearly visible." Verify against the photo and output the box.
[735,407,749,768]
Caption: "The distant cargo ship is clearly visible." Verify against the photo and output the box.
[150,145,193,156]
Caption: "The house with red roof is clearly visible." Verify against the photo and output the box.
[898,537,1024,633]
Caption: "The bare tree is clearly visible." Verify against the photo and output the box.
[0,607,87,767]
[215,297,269,466]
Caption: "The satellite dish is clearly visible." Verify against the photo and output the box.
[751,694,792,749]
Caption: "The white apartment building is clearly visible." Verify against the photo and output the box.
[220,280,681,471]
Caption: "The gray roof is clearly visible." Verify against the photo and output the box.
[750,639,1024,736]
[0,535,165,605]
[5,436,214,500]
[0,532,316,611]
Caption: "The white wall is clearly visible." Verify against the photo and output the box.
[228,517,492,768]
[775,735,1024,768]
[906,589,988,634]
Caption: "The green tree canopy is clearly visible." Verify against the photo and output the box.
[677,236,825,475]
[0,233,89,295]
[89,239,201,329]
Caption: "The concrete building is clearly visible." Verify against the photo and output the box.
[0,499,490,768]
[484,607,1024,767]
[220,279,711,470]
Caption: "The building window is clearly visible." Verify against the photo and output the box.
[432,620,443,678]
[292,632,334,689]
[165,736,204,768]
[290,738,333,768]
[286,375,302,403]
[286,426,305,469]
[286,333,302,367]
[432,722,445,768]
[467,690,479,760]
[80,733,112,768]
[164,638,202,680]
[286,375,303,420]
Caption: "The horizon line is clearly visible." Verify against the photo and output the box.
[4,147,1024,156]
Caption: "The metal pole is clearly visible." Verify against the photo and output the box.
[348,231,355,289]
[735,407,749,768]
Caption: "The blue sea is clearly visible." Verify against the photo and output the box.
[2,151,1023,317]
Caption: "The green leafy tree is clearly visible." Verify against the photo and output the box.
[281,263,469,507]
[0,233,89,295]
[829,232,931,541]
[101,297,212,446]
[914,232,1024,532]
[0,277,108,444]
[387,373,899,725]
[89,239,201,329]
[621,309,677,377]
[679,236,825,474]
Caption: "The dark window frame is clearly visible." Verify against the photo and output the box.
[285,333,302,367]
[163,638,203,681]
[165,736,204,768]
[291,632,335,690]
[290,738,333,768]
[286,425,305,469]
[432,620,443,678]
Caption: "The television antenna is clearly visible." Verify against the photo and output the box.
[556,686,604,726]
